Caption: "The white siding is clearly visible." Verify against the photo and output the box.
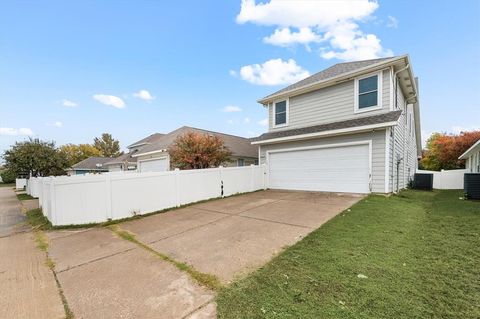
[268,69,391,132]
[389,83,418,192]
[259,130,387,193]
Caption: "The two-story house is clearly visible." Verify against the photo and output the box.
[252,55,421,194]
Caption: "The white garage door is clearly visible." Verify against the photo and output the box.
[138,158,169,172]
[268,144,370,193]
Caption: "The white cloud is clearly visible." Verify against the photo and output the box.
[47,121,63,128]
[133,89,155,101]
[62,99,78,107]
[0,127,34,136]
[386,15,399,29]
[93,94,125,109]
[258,118,268,126]
[223,105,242,112]
[263,27,322,47]
[244,117,251,124]
[320,21,393,61]
[238,58,310,86]
[236,0,391,61]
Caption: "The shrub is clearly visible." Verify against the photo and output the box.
[0,169,16,183]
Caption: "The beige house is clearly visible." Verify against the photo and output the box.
[252,55,422,194]
[110,127,258,172]
[66,157,110,175]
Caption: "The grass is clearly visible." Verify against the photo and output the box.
[216,190,480,319]
[108,225,223,291]
[32,230,74,319]
[0,183,14,188]
[26,209,53,230]
[16,193,35,200]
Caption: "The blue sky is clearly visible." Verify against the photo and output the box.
[1,0,479,155]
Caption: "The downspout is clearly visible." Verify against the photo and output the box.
[391,64,409,193]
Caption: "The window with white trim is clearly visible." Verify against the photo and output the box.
[274,100,287,126]
[358,75,379,109]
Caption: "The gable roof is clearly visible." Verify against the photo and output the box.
[252,111,402,144]
[264,57,394,100]
[459,138,480,160]
[133,126,258,158]
[70,157,111,170]
[104,152,138,166]
[258,55,417,105]
[127,133,164,149]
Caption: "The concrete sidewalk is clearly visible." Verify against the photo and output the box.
[0,187,29,237]
[0,187,65,319]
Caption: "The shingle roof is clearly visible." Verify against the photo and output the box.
[135,126,258,158]
[262,57,397,101]
[71,157,112,170]
[252,111,402,142]
[104,152,138,165]
[128,133,165,148]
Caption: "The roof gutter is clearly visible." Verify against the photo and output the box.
[132,149,168,158]
[251,121,398,145]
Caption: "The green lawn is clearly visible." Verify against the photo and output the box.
[0,183,14,188]
[16,193,35,200]
[217,190,480,319]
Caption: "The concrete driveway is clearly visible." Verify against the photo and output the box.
[46,190,362,318]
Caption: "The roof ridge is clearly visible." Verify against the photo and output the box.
[174,126,251,140]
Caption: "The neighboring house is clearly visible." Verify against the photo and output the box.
[459,139,480,173]
[104,133,165,172]
[132,126,258,172]
[252,55,421,194]
[66,157,111,175]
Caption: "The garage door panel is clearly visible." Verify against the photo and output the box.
[268,144,370,193]
[139,158,169,172]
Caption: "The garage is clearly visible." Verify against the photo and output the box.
[267,143,371,193]
[138,157,169,172]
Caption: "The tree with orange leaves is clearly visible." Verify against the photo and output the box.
[168,132,232,169]
[420,131,480,170]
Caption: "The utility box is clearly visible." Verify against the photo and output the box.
[413,173,433,190]
[464,173,480,200]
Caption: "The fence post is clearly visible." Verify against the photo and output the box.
[262,163,267,190]
[174,168,180,206]
[250,164,255,192]
[219,166,224,197]
[105,174,113,220]
[49,177,56,226]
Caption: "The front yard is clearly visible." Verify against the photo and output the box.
[217,190,480,319]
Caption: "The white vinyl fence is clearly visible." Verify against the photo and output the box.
[416,169,467,189]
[16,178,27,190]
[27,165,266,226]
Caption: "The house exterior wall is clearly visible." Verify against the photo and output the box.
[108,164,123,172]
[466,148,480,173]
[259,130,387,193]
[136,152,257,170]
[268,69,391,132]
[388,83,418,192]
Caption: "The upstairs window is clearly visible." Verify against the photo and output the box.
[274,100,288,126]
[355,72,382,113]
